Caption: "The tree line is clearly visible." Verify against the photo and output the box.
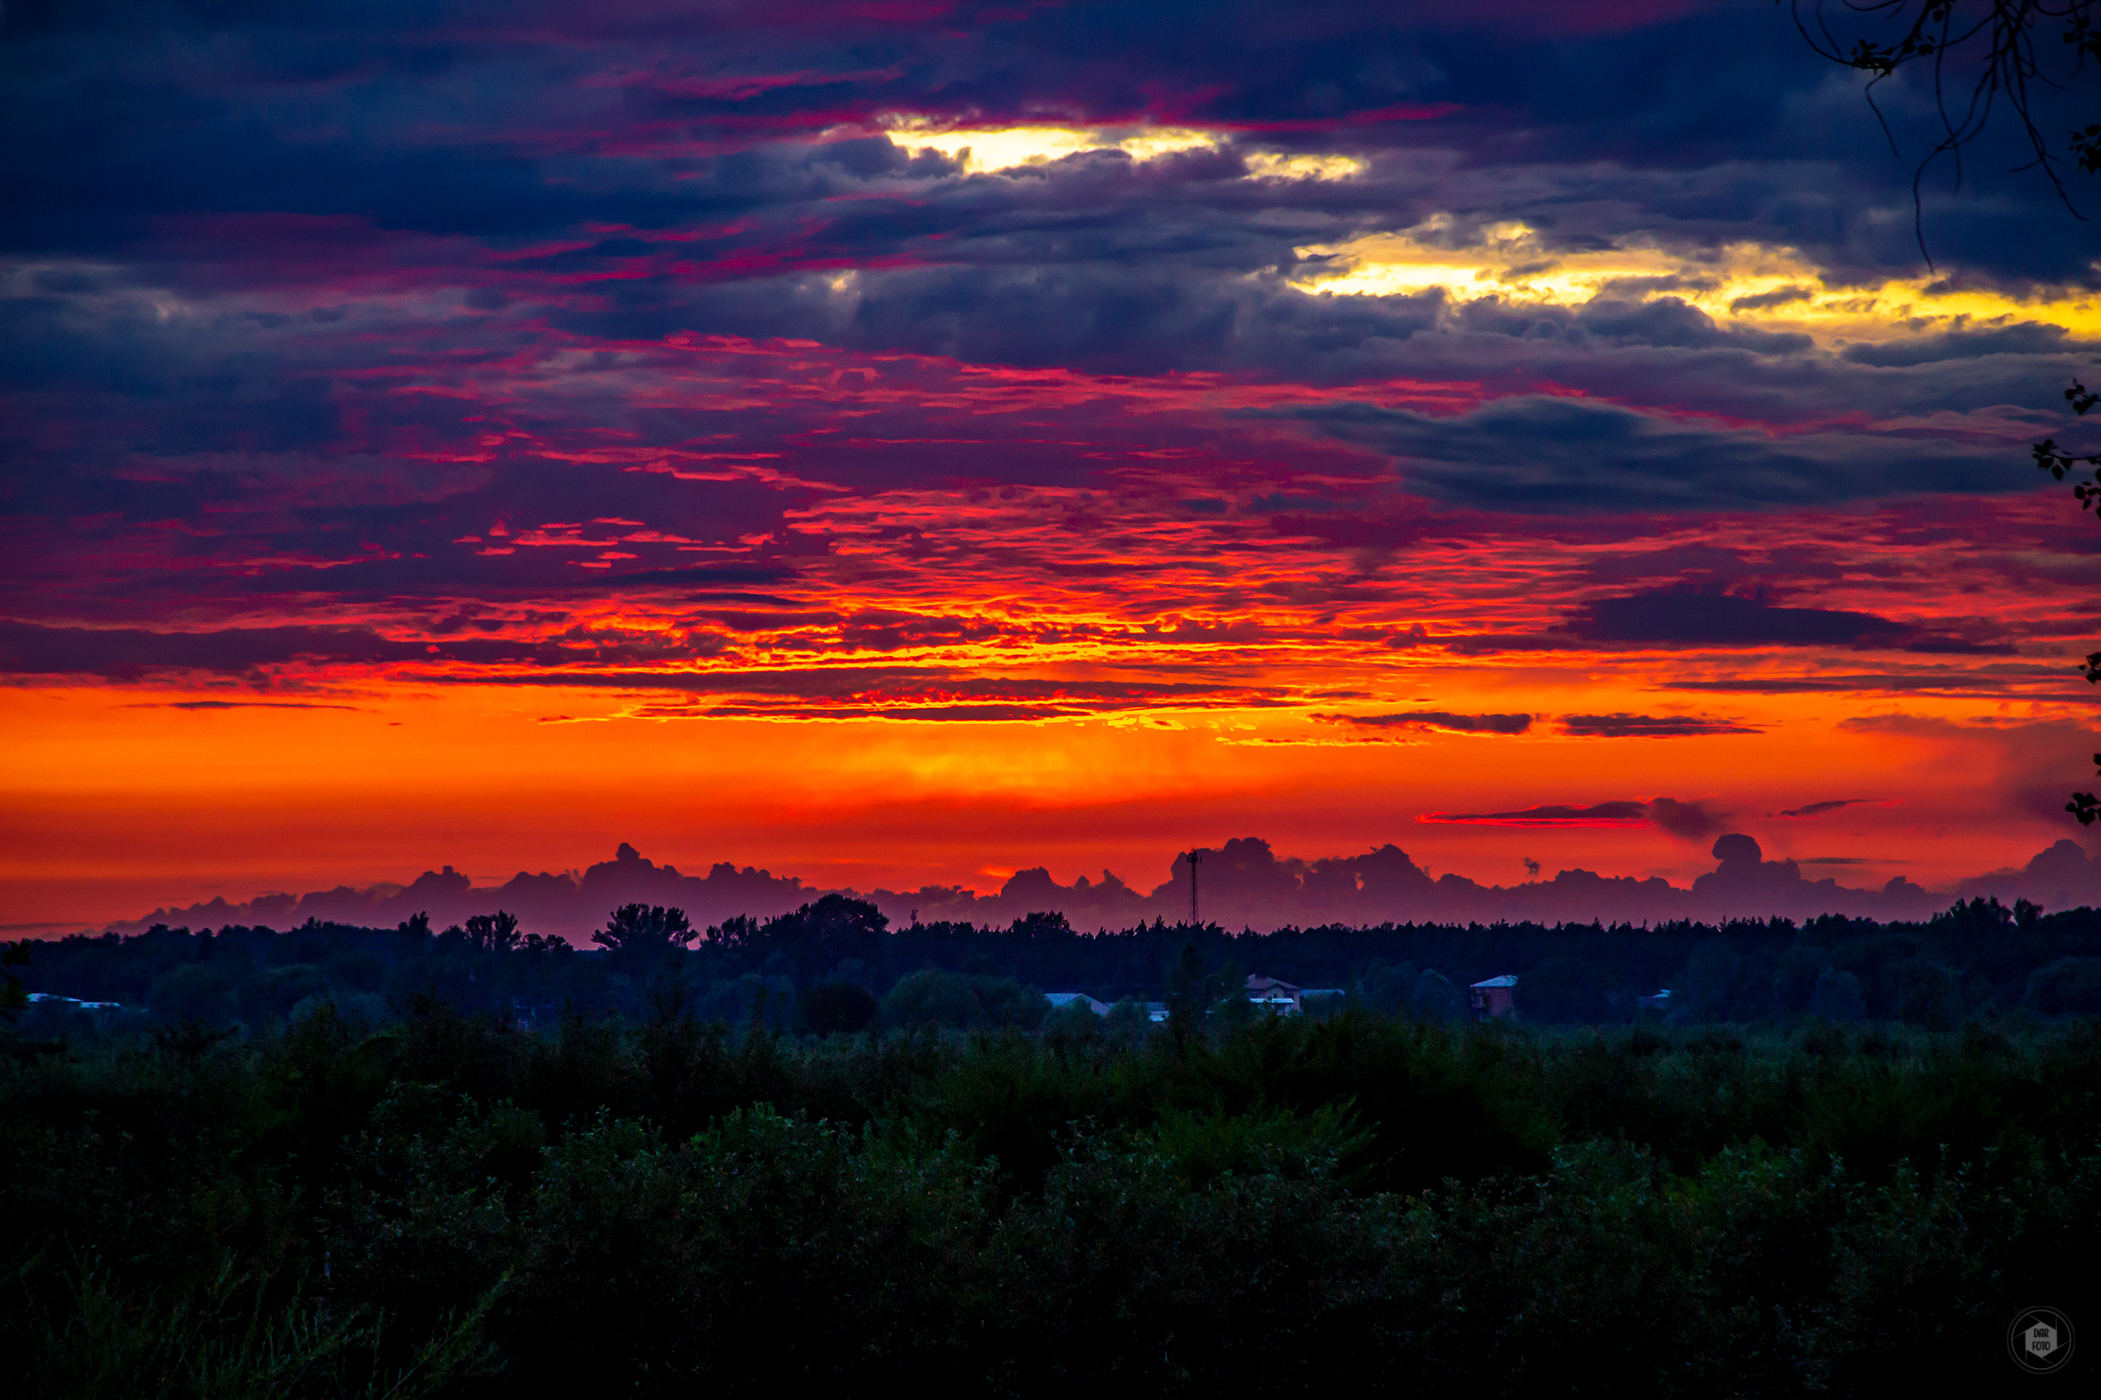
[13,892,2101,1044]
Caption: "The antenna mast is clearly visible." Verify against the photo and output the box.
[1188,848,1202,926]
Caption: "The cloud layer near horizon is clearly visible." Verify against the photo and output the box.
[96,831,2101,942]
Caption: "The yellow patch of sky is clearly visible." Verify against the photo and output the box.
[878,118,1365,181]
[1291,218,2101,343]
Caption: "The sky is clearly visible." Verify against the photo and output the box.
[4,0,2099,933]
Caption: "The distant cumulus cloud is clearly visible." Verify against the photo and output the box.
[1646,796,1727,840]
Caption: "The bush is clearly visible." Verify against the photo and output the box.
[881,970,1044,1030]
[1892,959,1962,1030]
[1811,967,1866,1023]
[2024,957,2101,1016]
[798,982,877,1035]
[1406,968,1466,1023]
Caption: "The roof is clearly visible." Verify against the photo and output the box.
[1470,975,1519,989]
[1043,992,1110,1014]
[28,993,127,1011]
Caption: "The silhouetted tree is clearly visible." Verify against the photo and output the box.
[592,904,697,959]
[1787,1,2100,258]
[464,910,521,954]
[2028,377,2101,823]
[0,941,29,1026]
[761,895,888,982]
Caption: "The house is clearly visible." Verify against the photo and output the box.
[1245,974,1303,1013]
[1244,975,1347,1016]
[1469,975,1518,1020]
[1043,992,1112,1016]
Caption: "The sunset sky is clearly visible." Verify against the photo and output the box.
[5,0,2099,931]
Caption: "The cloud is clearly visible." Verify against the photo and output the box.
[1558,712,1760,737]
[5,0,2100,900]
[148,700,362,711]
[449,665,1283,722]
[1320,710,1533,736]
[0,619,718,680]
[1646,796,1726,840]
[1775,797,1882,819]
[1729,285,1812,313]
[1566,590,2008,654]
[1286,396,2026,516]
[1421,795,1724,838]
[1664,666,2070,696]
[1420,801,1650,827]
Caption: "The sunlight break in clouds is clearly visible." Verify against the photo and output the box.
[1294,221,2101,345]
[881,117,1366,180]
[881,119,1224,171]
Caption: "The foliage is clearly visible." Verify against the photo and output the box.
[591,904,697,959]
[7,1002,2101,1394]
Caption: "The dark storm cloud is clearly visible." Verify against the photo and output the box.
[1841,323,2075,368]
[3,0,2090,284]
[1288,395,2024,515]
[1581,544,1846,590]
[1567,590,2010,653]
[5,0,2095,651]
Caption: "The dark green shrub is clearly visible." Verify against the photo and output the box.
[798,981,877,1035]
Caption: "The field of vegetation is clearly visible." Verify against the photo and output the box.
[6,899,2100,1394]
